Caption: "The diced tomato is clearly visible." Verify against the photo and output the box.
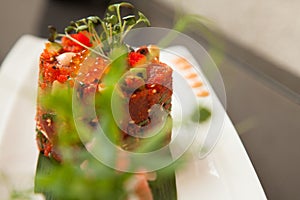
[43,142,52,157]
[128,52,147,67]
[57,75,68,83]
[62,32,92,52]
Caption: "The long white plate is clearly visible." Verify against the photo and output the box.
[0,35,266,199]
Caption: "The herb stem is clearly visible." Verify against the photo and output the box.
[60,33,109,60]
[109,23,113,44]
[121,25,134,42]
[116,5,122,30]
[121,20,127,36]
[88,24,105,55]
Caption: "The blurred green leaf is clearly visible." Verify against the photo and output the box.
[192,106,212,123]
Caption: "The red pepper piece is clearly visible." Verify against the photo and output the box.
[128,52,147,67]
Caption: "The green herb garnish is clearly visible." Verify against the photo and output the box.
[48,2,150,59]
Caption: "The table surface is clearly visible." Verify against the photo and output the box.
[2,0,300,199]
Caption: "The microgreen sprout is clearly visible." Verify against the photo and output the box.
[48,2,150,59]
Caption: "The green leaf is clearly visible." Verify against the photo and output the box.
[87,16,101,24]
[123,15,136,26]
[137,12,151,26]
[64,26,75,33]
[76,25,89,32]
[108,4,117,12]
[107,15,118,24]
[119,2,134,9]
[149,163,177,200]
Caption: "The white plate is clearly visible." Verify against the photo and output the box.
[0,35,266,199]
